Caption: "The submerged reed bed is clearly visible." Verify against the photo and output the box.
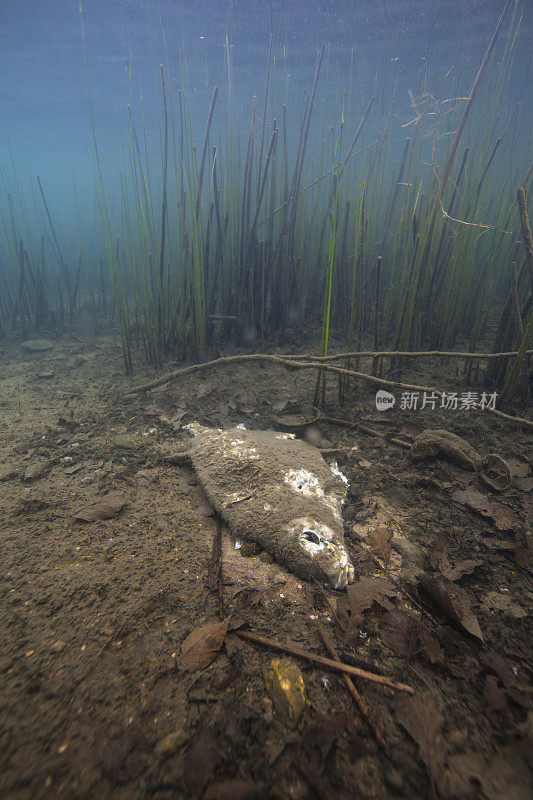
[0,0,531,403]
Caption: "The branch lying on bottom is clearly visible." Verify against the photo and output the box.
[235,628,414,693]
[125,352,533,429]
[317,624,393,758]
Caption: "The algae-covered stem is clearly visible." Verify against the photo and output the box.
[372,255,383,376]
[503,186,533,400]
[157,65,168,359]
[517,186,533,296]
[37,176,73,323]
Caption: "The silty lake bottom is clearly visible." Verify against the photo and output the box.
[0,1,532,798]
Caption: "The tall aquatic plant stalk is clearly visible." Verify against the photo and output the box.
[408,0,512,348]
[79,0,132,371]
[157,64,169,361]
[503,186,533,401]
[314,102,344,406]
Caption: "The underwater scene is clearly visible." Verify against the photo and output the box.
[0,0,532,797]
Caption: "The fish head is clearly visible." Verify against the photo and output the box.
[282,516,355,590]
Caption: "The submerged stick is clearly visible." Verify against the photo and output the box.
[236,629,414,693]
[124,352,533,428]
[317,625,392,757]
[207,517,225,620]
[289,349,531,361]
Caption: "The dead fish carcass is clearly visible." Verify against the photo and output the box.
[185,423,355,589]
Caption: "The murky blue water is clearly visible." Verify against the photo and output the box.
[1,0,531,283]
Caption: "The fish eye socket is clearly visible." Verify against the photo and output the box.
[302,530,320,544]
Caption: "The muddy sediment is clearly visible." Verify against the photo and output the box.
[0,333,531,799]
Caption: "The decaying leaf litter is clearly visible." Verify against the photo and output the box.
[0,334,532,800]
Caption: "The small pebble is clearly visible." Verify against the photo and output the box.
[113,434,141,451]
[264,658,307,729]
[24,461,49,482]
[391,534,426,568]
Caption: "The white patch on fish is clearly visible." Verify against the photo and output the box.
[284,468,343,520]
[330,462,349,485]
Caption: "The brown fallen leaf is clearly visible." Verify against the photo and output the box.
[428,532,450,572]
[451,489,519,531]
[74,492,126,522]
[427,532,483,580]
[395,694,447,794]
[445,739,532,800]
[443,558,484,582]
[380,611,442,662]
[506,458,531,478]
[418,574,484,641]
[379,610,419,657]
[410,429,481,470]
[334,596,360,642]
[178,618,229,671]
[346,576,397,619]
[483,537,516,551]
[336,576,396,641]
[367,526,392,564]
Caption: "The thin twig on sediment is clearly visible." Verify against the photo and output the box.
[235,629,414,693]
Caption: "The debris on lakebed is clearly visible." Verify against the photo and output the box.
[168,423,355,589]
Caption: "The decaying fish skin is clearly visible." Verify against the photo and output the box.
[185,423,355,589]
